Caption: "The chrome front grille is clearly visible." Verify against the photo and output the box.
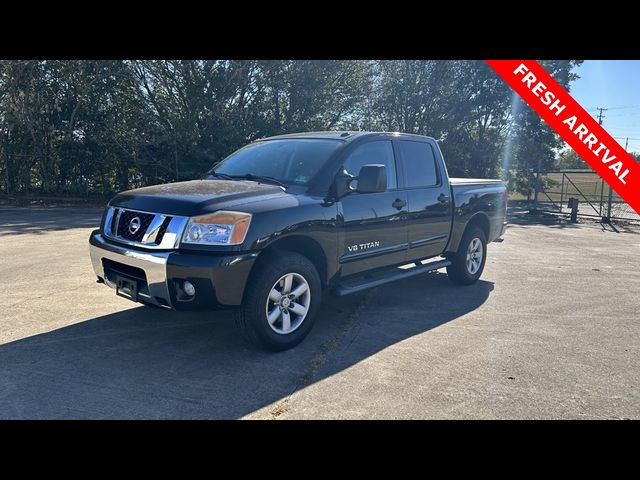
[115,209,157,242]
[103,207,189,250]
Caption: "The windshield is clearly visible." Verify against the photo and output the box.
[209,139,343,186]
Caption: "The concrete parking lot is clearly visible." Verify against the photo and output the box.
[0,207,638,419]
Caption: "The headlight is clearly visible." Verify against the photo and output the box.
[182,211,252,246]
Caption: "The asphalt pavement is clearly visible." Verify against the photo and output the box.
[0,207,638,419]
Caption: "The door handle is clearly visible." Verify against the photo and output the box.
[438,193,450,204]
[392,198,407,210]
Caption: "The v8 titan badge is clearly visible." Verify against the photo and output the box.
[347,241,380,253]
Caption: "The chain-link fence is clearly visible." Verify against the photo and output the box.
[525,170,640,224]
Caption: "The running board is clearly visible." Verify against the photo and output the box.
[334,259,451,296]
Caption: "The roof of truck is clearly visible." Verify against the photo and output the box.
[256,131,436,143]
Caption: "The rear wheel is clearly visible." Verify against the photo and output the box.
[235,251,321,351]
[446,226,487,285]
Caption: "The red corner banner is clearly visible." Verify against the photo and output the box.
[487,60,640,216]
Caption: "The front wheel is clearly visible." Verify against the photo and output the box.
[446,226,487,285]
[235,251,322,351]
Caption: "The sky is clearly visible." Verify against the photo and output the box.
[569,60,640,153]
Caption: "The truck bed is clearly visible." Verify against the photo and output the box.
[446,177,507,254]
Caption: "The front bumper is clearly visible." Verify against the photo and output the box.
[89,230,257,310]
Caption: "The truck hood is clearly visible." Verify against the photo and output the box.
[110,179,288,216]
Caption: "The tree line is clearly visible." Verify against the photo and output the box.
[0,60,584,197]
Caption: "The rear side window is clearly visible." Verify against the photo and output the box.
[398,140,439,187]
[343,140,397,189]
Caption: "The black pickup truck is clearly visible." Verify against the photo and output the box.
[90,132,507,350]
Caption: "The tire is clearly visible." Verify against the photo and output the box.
[446,225,487,285]
[235,250,322,351]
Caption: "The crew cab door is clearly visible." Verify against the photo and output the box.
[337,140,408,277]
[396,139,452,261]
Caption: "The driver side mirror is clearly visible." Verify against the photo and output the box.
[356,164,387,194]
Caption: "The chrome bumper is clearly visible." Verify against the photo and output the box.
[90,232,172,308]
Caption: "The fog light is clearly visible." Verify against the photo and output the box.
[183,281,196,297]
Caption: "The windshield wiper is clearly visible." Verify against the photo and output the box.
[233,173,287,189]
[206,171,287,189]
[244,173,287,189]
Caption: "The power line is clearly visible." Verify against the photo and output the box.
[584,104,640,111]
[603,109,640,115]
[613,136,640,141]
[606,105,640,110]
[609,130,640,136]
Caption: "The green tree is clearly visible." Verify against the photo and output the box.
[369,60,513,178]
[0,60,584,198]
[507,60,584,195]
[555,149,590,170]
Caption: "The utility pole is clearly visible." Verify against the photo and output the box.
[596,107,607,125]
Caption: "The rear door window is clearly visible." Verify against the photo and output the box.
[397,140,439,187]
